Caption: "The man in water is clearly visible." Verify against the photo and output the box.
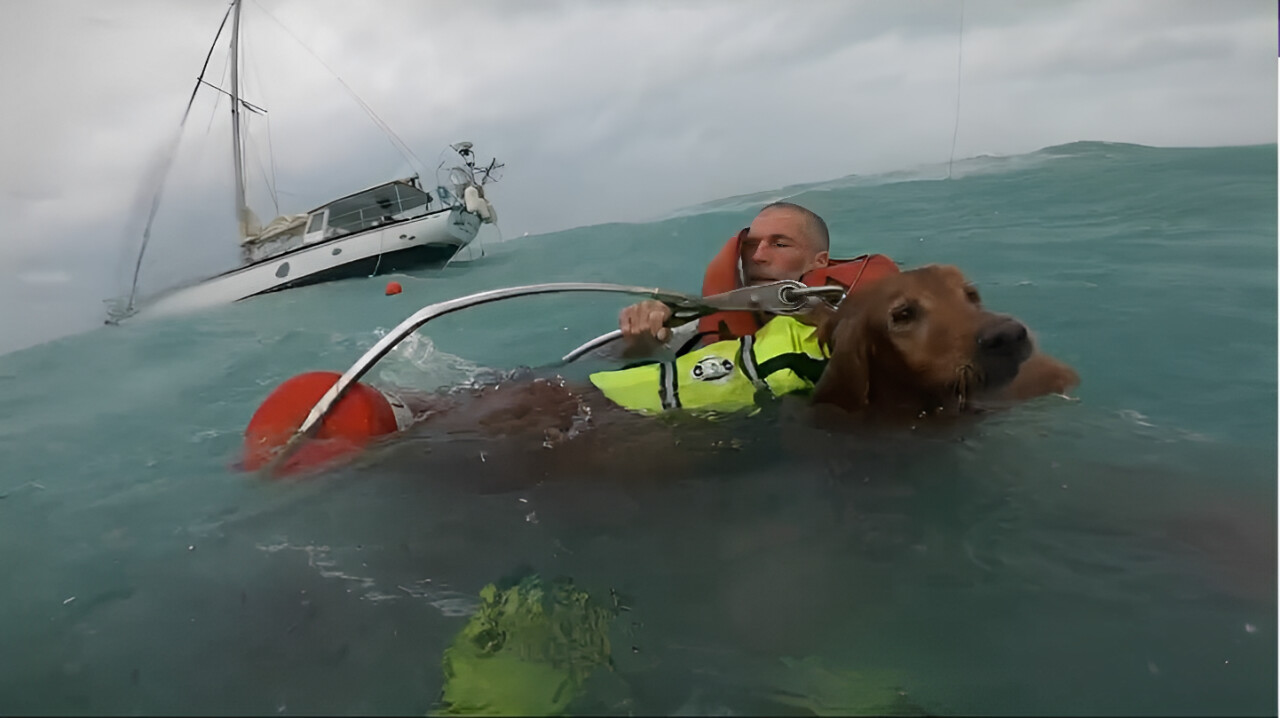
[617,201,831,356]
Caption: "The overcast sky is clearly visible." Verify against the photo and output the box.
[0,0,1275,355]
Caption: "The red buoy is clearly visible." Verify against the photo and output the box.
[385,281,403,296]
[242,371,411,476]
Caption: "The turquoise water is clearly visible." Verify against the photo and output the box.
[0,142,1274,715]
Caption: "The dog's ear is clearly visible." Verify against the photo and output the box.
[800,301,838,338]
[812,303,873,410]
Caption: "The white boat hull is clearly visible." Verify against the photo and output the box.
[133,208,480,319]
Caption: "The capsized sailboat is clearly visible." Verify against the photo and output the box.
[111,0,500,322]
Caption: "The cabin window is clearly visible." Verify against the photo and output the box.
[322,182,435,234]
[305,212,326,234]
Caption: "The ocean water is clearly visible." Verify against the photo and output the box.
[0,141,1274,715]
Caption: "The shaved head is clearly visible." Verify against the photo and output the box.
[759,202,830,252]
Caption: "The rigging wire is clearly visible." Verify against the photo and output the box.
[249,0,427,177]
[242,19,281,215]
[122,2,234,316]
[264,113,280,214]
[946,0,965,180]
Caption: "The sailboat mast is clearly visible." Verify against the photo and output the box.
[229,0,250,237]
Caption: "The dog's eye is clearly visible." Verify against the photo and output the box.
[964,286,981,304]
[890,303,916,325]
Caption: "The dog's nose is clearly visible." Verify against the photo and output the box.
[977,317,1029,356]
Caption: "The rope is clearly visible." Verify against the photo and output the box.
[370,229,386,277]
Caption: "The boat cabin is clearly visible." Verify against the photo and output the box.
[241,177,456,264]
[303,178,452,244]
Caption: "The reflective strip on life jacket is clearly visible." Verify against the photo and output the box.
[589,315,827,415]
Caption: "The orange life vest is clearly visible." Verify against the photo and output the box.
[696,231,900,340]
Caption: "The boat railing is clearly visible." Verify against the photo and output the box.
[328,200,436,234]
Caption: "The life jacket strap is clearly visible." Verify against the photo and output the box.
[658,361,681,410]
[738,335,765,390]
[756,353,828,385]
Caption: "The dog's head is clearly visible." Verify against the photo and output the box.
[811,264,1040,416]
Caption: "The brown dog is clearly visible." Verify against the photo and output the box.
[400,265,1076,444]
[397,265,1077,432]
[810,264,1079,419]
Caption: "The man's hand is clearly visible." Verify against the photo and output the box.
[618,300,673,352]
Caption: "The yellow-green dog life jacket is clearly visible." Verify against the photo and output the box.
[588,316,828,414]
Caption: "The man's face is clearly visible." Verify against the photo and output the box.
[739,209,829,285]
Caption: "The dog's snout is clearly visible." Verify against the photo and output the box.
[977,317,1029,355]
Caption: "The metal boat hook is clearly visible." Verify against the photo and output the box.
[263,280,844,473]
